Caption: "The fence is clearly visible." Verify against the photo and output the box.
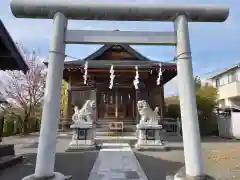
[161,118,182,136]
[58,118,72,132]
[217,112,240,139]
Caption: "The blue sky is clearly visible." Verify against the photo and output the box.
[1,0,239,96]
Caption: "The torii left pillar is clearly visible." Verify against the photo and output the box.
[22,12,70,180]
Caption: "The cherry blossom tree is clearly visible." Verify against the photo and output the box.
[2,44,46,134]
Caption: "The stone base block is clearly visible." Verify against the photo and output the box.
[0,144,15,157]
[172,167,214,180]
[22,172,72,180]
[0,155,23,170]
[135,140,166,151]
[66,140,96,152]
[173,174,214,180]
[0,144,23,170]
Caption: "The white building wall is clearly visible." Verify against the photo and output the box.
[237,68,240,80]
[211,67,240,87]
[209,67,240,108]
[218,112,240,139]
[218,99,225,108]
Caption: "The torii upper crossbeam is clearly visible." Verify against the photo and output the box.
[11,0,229,22]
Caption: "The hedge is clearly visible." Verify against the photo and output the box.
[2,118,40,137]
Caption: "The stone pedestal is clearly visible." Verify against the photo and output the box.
[67,123,96,151]
[170,167,210,180]
[22,172,72,180]
[135,124,165,150]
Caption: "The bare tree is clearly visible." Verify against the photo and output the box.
[2,45,46,134]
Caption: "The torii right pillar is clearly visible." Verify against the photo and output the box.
[174,14,205,180]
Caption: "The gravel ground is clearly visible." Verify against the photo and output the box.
[136,136,240,180]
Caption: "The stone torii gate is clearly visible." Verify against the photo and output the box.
[10,1,229,179]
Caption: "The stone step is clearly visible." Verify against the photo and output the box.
[95,135,137,140]
[97,120,135,123]
[58,131,137,137]
[100,142,130,149]
[96,122,136,127]
[0,144,15,157]
[97,119,135,122]
[0,155,23,170]
[96,131,136,136]
[95,139,137,147]
[96,124,136,131]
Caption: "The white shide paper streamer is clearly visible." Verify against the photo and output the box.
[157,63,162,85]
[83,61,88,85]
[109,65,115,89]
[133,66,139,89]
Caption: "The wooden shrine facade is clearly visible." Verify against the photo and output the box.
[61,44,177,123]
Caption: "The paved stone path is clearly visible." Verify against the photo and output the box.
[88,143,148,180]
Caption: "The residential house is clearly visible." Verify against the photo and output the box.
[208,63,240,108]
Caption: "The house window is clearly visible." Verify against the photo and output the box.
[228,70,237,83]
[216,78,220,87]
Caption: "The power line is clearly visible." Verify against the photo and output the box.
[198,62,240,78]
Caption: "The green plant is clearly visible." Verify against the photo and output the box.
[165,77,218,136]
[166,104,181,118]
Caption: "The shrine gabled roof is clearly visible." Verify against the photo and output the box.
[60,43,152,66]
[63,59,176,68]
[0,20,29,74]
[44,43,177,69]
[82,44,150,61]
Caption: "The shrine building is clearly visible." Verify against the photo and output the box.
[60,44,177,124]
[0,20,28,73]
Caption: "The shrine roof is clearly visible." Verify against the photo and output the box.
[0,20,29,73]
[43,43,177,70]
[60,43,176,68]
[60,44,177,83]
[63,59,176,68]
[82,43,150,61]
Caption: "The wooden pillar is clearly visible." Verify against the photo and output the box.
[67,90,72,119]
[132,89,136,119]
[67,74,72,119]
[115,88,119,119]
[136,90,140,124]
[147,88,154,109]
[96,87,100,121]
[148,86,165,117]
[159,86,165,117]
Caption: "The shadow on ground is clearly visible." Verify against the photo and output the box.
[201,136,240,143]
[0,151,98,180]
[135,152,183,180]
[161,134,240,144]
[22,142,39,149]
